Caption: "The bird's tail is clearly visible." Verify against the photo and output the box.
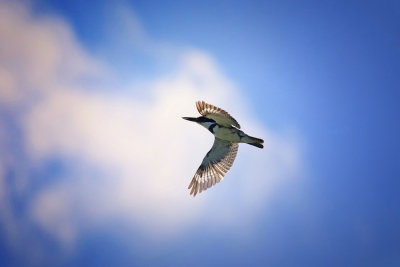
[242,135,264,149]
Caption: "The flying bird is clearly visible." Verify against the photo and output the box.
[183,101,264,197]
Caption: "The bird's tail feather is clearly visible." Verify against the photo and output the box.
[242,135,264,149]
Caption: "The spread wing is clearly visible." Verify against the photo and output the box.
[196,101,241,129]
[188,138,239,197]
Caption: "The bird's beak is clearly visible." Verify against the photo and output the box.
[182,117,197,122]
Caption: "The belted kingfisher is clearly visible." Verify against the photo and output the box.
[183,101,264,197]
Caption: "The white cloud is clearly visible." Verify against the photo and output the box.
[0,0,301,252]
[0,0,105,106]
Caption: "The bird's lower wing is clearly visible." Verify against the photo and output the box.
[188,138,239,197]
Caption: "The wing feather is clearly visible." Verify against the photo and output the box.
[196,101,241,129]
[188,138,239,197]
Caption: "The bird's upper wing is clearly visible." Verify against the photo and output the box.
[188,138,239,197]
[196,101,241,129]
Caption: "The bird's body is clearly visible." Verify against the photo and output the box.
[211,124,240,142]
[183,101,264,196]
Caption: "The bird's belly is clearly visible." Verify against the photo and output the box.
[213,127,241,142]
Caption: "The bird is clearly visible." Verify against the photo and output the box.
[183,101,264,197]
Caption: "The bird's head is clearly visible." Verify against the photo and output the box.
[182,116,216,129]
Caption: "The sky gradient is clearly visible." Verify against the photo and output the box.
[0,0,399,266]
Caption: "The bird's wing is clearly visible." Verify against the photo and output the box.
[188,138,239,197]
[196,101,241,129]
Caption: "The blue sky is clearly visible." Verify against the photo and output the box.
[0,0,399,266]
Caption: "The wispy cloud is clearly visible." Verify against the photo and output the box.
[0,0,301,261]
